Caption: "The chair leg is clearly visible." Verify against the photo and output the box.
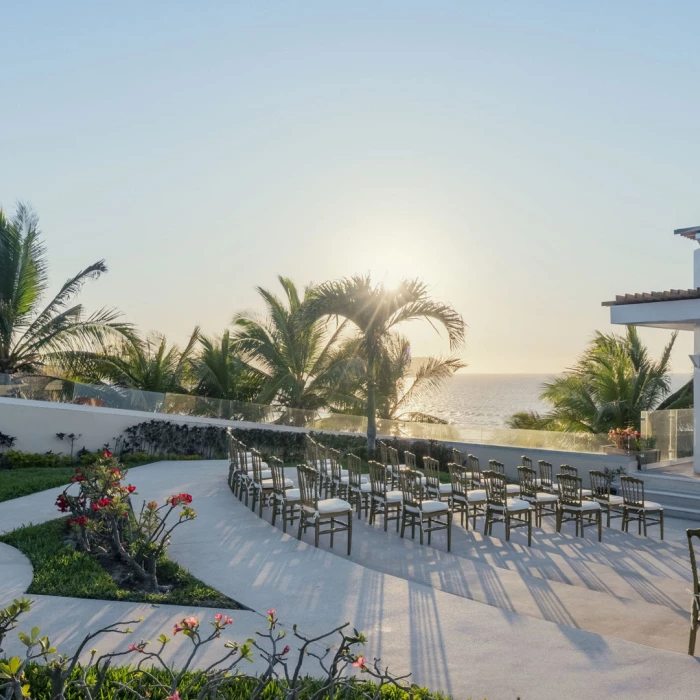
[282,504,287,534]
[427,517,432,546]
[347,512,352,555]
[419,516,424,545]
[643,511,648,537]
[297,513,303,541]
[527,510,532,547]
[660,511,664,540]
[598,511,602,542]
[505,513,511,542]
[401,509,406,539]
[314,520,320,548]
[483,507,489,536]
[447,511,452,552]
[330,517,334,548]
[271,497,277,527]
[690,600,698,656]
[606,504,611,528]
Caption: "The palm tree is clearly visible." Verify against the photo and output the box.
[61,328,200,394]
[330,334,465,423]
[191,330,264,405]
[538,326,676,433]
[305,275,465,452]
[232,277,354,412]
[0,203,133,376]
[505,410,556,430]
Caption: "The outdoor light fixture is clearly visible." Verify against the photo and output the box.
[690,354,700,369]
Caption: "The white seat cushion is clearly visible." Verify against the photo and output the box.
[467,489,487,503]
[353,482,372,493]
[260,469,272,480]
[260,478,293,489]
[582,489,592,497]
[283,488,300,501]
[532,492,558,503]
[491,498,531,512]
[628,500,663,511]
[564,500,601,511]
[438,483,453,495]
[316,497,352,514]
[415,499,449,514]
[385,489,403,503]
[596,494,624,505]
[341,475,369,484]
[506,484,520,495]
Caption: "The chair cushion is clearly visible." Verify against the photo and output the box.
[595,494,623,505]
[467,489,487,503]
[316,497,352,514]
[353,482,372,493]
[627,500,663,511]
[505,498,530,512]
[260,470,272,480]
[533,492,558,503]
[564,500,601,511]
[438,483,453,494]
[260,478,293,489]
[385,489,403,503]
[283,488,300,501]
[417,499,450,514]
[582,488,592,497]
[506,484,520,495]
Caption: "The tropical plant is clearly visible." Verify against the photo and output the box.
[191,331,264,405]
[305,275,465,452]
[505,410,556,431]
[0,203,133,375]
[232,276,353,411]
[657,377,693,409]
[330,334,464,423]
[60,329,200,394]
[521,326,676,433]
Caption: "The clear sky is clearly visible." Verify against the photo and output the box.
[2,1,699,374]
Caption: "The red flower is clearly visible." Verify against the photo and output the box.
[70,475,86,483]
[352,655,367,669]
[127,485,136,493]
[68,516,88,528]
[55,494,70,513]
[281,645,290,655]
[170,493,193,506]
[214,613,233,626]
[103,450,113,458]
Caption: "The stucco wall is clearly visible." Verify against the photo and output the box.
[0,397,637,478]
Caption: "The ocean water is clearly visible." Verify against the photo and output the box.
[410,373,693,429]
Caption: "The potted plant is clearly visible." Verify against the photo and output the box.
[603,427,660,468]
[602,466,626,495]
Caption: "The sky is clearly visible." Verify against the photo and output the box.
[2,1,700,374]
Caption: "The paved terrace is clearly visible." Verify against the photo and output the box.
[2,460,700,699]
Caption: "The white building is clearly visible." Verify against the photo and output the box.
[604,226,700,473]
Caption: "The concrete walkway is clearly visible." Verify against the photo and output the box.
[2,460,700,699]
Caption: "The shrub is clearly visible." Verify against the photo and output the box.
[2,451,74,470]
[0,600,440,700]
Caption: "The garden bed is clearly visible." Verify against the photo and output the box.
[0,518,245,609]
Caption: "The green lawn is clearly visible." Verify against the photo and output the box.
[0,518,243,609]
[0,467,77,503]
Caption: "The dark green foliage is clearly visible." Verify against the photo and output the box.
[0,468,77,503]
[1,451,74,469]
[657,377,693,410]
[122,420,228,457]
[0,519,243,609]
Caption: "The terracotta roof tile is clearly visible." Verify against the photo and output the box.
[602,288,700,307]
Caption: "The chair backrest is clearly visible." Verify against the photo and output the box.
[518,465,538,498]
[387,446,400,475]
[423,456,441,494]
[489,459,505,476]
[538,460,553,489]
[557,474,583,507]
[328,448,342,481]
[687,529,700,598]
[297,465,319,510]
[449,463,471,497]
[521,455,533,469]
[347,454,363,488]
[368,460,390,497]
[378,441,388,467]
[468,454,481,479]
[304,434,316,467]
[589,470,610,501]
[483,470,507,506]
[404,451,417,470]
[620,476,645,506]
[251,449,265,484]
[560,465,578,477]
[451,448,464,466]
[399,469,424,508]
[269,457,287,496]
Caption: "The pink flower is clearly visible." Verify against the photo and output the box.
[214,613,233,625]
[165,692,181,700]
[266,609,275,617]
[281,645,290,655]
[352,655,366,669]
[103,450,113,458]
[183,616,198,628]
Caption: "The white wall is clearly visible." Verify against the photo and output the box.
[0,397,637,479]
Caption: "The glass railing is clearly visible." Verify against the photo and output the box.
[0,373,610,453]
[641,408,694,461]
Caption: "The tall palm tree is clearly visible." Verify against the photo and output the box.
[191,330,264,404]
[0,204,133,376]
[539,326,676,433]
[61,328,200,394]
[232,276,353,411]
[305,275,465,452]
[330,334,465,423]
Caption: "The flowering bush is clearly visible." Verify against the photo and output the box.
[608,427,641,451]
[55,452,196,592]
[0,600,434,700]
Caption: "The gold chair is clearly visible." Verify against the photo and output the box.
[489,460,520,496]
[297,465,352,553]
[687,528,700,655]
[400,468,452,551]
[518,466,557,527]
[347,453,371,518]
[482,470,532,546]
[621,476,664,539]
[368,460,402,531]
[328,448,349,499]
[270,457,300,533]
[556,474,602,542]
[467,454,482,486]
[424,456,452,501]
[589,470,624,528]
[451,447,464,466]
[538,460,556,494]
[448,462,486,529]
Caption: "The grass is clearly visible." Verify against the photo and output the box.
[0,467,78,503]
[0,518,243,609]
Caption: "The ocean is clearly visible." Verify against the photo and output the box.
[410,373,693,429]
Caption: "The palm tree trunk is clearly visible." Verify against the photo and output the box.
[366,354,377,457]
